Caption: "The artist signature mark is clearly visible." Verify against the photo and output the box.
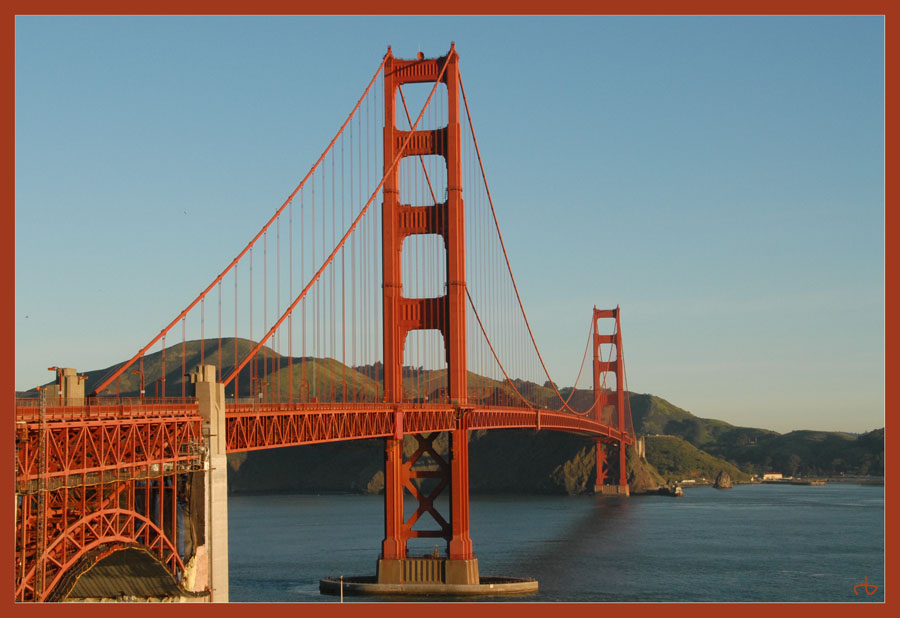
[854,576,878,596]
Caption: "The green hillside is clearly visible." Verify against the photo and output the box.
[718,428,884,477]
[629,393,698,434]
[30,338,285,400]
[26,338,565,408]
[628,393,883,477]
[644,435,750,483]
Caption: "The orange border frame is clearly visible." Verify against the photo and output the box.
[4,3,891,616]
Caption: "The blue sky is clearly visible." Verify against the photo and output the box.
[15,16,884,433]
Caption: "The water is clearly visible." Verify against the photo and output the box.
[227,483,884,602]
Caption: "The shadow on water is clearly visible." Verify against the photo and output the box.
[508,496,633,568]
[516,497,636,602]
[452,494,638,602]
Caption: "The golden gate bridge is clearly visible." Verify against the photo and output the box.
[15,44,635,601]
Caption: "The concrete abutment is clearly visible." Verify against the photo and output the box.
[186,365,230,602]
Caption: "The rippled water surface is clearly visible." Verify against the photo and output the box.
[228,483,884,602]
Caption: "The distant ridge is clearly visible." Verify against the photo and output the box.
[20,338,883,491]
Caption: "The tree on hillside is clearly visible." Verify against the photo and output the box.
[786,454,802,476]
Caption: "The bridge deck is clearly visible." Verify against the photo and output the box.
[15,400,631,485]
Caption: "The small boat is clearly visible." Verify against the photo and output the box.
[658,485,684,497]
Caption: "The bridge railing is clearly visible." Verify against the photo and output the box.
[226,401,396,414]
[15,398,199,422]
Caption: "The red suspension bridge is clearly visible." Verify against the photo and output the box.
[14,45,635,601]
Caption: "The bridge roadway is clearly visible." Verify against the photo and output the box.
[15,399,632,486]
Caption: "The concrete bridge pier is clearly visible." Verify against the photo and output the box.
[185,365,229,602]
[44,367,86,406]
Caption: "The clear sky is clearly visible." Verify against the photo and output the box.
[15,16,884,434]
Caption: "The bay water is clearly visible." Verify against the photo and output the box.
[227,483,884,603]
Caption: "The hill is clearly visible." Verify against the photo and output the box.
[629,394,883,477]
[24,339,553,408]
[643,435,750,483]
[716,428,884,477]
[20,339,883,490]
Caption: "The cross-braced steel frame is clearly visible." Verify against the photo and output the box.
[15,398,204,601]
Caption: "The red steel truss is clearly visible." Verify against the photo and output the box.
[15,399,632,599]
[15,398,204,601]
[224,402,633,453]
[16,402,203,490]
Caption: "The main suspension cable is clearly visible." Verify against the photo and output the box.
[91,55,389,396]
[460,74,595,413]
[225,51,453,386]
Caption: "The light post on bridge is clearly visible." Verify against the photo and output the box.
[131,369,145,403]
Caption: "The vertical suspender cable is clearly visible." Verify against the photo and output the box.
[311,172,316,399]
[181,317,186,399]
[161,335,166,398]
[200,298,205,367]
[249,246,254,393]
[302,186,307,400]
[331,148,336,396]
[341,132,347,401]
[264,231,267,398]
[277,217,281,401]
[352,110,358,400]
[289,203,293,402]
[234,267,238,399]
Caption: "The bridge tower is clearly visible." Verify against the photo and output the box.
[378,44,478,585]
[593,306,630,496]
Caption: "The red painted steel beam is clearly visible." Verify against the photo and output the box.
[16,402,632,477]
[593,306,633,488]
[17,505,183,601]
[16,415,203,489]
[13,400,630,600]
[381,45,465,563]
[222,402,633,452]
[16,484,186,601]
[16,399,199,423]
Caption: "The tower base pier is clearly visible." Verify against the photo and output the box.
[320,555,537,597]
[319,574,538,597]
[376,557,479,585]
[594,484,630,496]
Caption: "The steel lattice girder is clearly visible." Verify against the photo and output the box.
[15,400,200,423]
[13,400,631,601]
[15,478,186,602]
[16,415,204,491]
[16,403,629,480]
[225,403,632,452]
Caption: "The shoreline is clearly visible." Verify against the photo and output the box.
[228,477,885,498]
